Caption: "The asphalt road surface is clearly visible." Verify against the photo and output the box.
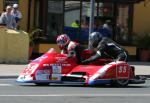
[0,79,150,103]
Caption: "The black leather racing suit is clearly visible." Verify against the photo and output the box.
[83,37,128,63]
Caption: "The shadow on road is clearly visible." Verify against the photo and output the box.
[17,83,149,88]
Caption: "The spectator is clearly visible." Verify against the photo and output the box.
[81,20,89,29]
[71,20,80,28]
[103,20,111,29]
[95,19,111,38]
[103,20,112,37]
[0,5,17,29]
[11,4,22,29]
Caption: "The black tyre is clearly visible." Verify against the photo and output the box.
[35,83,50,86]
[111,79,129,87]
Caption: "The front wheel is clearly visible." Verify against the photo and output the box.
[35,83,50,86]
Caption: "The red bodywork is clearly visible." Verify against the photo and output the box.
[17,49,145,86]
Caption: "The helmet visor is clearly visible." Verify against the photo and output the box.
[89,37,98,48]
[57,40,66,45]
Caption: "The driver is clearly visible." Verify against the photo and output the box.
[82,32,128,64]
[56,34,85,64]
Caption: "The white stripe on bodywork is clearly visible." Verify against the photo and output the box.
[109,61,126,65]
[89,61,128,81]
[89,64,112,81]
[66,74,84,78]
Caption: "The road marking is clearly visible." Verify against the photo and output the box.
[0,94,150,97]
[0,84,13,86]
[0,79,16,80]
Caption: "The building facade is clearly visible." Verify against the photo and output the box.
[133,1,150,35]
[0,0,149,59]
[1,0,148,42]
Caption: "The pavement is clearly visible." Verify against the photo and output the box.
[0,62,150,79]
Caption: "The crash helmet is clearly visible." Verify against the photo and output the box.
[56,34,70,49]
[89,32,102,48]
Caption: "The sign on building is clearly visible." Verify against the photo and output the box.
[4,0,19,7]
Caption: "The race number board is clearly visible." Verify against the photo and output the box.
[116,64,130,78]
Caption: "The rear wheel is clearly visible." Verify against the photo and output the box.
[111,79,129,87]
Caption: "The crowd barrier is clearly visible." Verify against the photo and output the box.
[0,27,29,64]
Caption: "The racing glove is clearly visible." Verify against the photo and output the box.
[67,51,75,58]
[82,53,101,64]
[82,59,90,64]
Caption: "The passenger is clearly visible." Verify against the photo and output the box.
[56,34,85,64]
[82,32,128,64]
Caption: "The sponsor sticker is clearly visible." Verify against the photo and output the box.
[52,65,62,74]
[51,74,61,81]
[35,70,50,80]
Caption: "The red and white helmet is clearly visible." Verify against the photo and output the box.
[56,34,70,49]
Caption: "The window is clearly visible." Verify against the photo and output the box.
[64,1,81,41]
[46,0,64,42]
[116,4,131,44]
[97,3,114,17]
[64,1,114,43]
[81,2,114,42]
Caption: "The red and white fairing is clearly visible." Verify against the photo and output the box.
[17,48,145,86]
